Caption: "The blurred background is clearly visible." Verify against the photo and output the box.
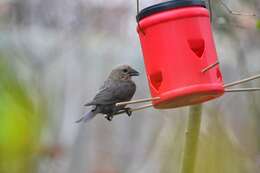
[0,0,259,173]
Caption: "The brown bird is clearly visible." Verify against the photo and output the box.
[76,65,139,122]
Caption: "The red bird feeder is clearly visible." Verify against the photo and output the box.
[136,0,224,109]
[113,0,260,118]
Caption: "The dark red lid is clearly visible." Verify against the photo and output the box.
[136,0,206,22]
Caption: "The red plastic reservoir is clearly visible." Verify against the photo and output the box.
[137,0,224,109]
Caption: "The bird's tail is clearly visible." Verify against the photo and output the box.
[75,110,96,123]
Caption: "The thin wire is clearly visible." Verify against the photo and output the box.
[224,74,260,88]
[208,0,213,22]
[219,0,256,16]
[225,88,260,92]
[137,0,139,15]
[114,103,154,116]
[136,0,145,35]
[131,103,154,112]
[116,97,160,106]
[201,61,219,73]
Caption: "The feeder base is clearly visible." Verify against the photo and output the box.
[153,84,224,109]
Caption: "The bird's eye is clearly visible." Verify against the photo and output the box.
[123,69,128,73]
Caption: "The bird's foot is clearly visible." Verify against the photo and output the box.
[124,107,132,117]
[105,114,113,121]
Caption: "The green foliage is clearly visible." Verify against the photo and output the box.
[160,116,186,173]
[0,56,44,173]
[195,112,253,173]
[160,110,254,173]
[256,20,260,31]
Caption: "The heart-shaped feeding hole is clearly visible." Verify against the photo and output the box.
[188,39,205,58]
[149,71,163,92]
[216,68,223,81]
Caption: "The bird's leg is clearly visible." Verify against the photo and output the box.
[105,114,113,121]
[124,107,132,117]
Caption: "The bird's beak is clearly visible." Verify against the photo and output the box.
[130,69,140,76]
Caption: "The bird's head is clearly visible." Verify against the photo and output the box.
[109,65,139,81]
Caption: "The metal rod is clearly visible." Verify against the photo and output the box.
[201,61,219,73]
[131,103,154,112]
[136,0,145,35]
[219,0,256,16]
[113,103,154,116]
[208,0,213,22]
[224,74,260,88]
[225,88,260,92]
[137,0,139,14]
[116,97,160,106]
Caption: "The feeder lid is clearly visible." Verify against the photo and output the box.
[136,0,206,22]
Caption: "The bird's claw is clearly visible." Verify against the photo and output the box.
[125,108,132,117]
[105,114,113,121]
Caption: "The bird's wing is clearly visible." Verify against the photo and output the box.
[84,79,117,106]
[85,80,136,106]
